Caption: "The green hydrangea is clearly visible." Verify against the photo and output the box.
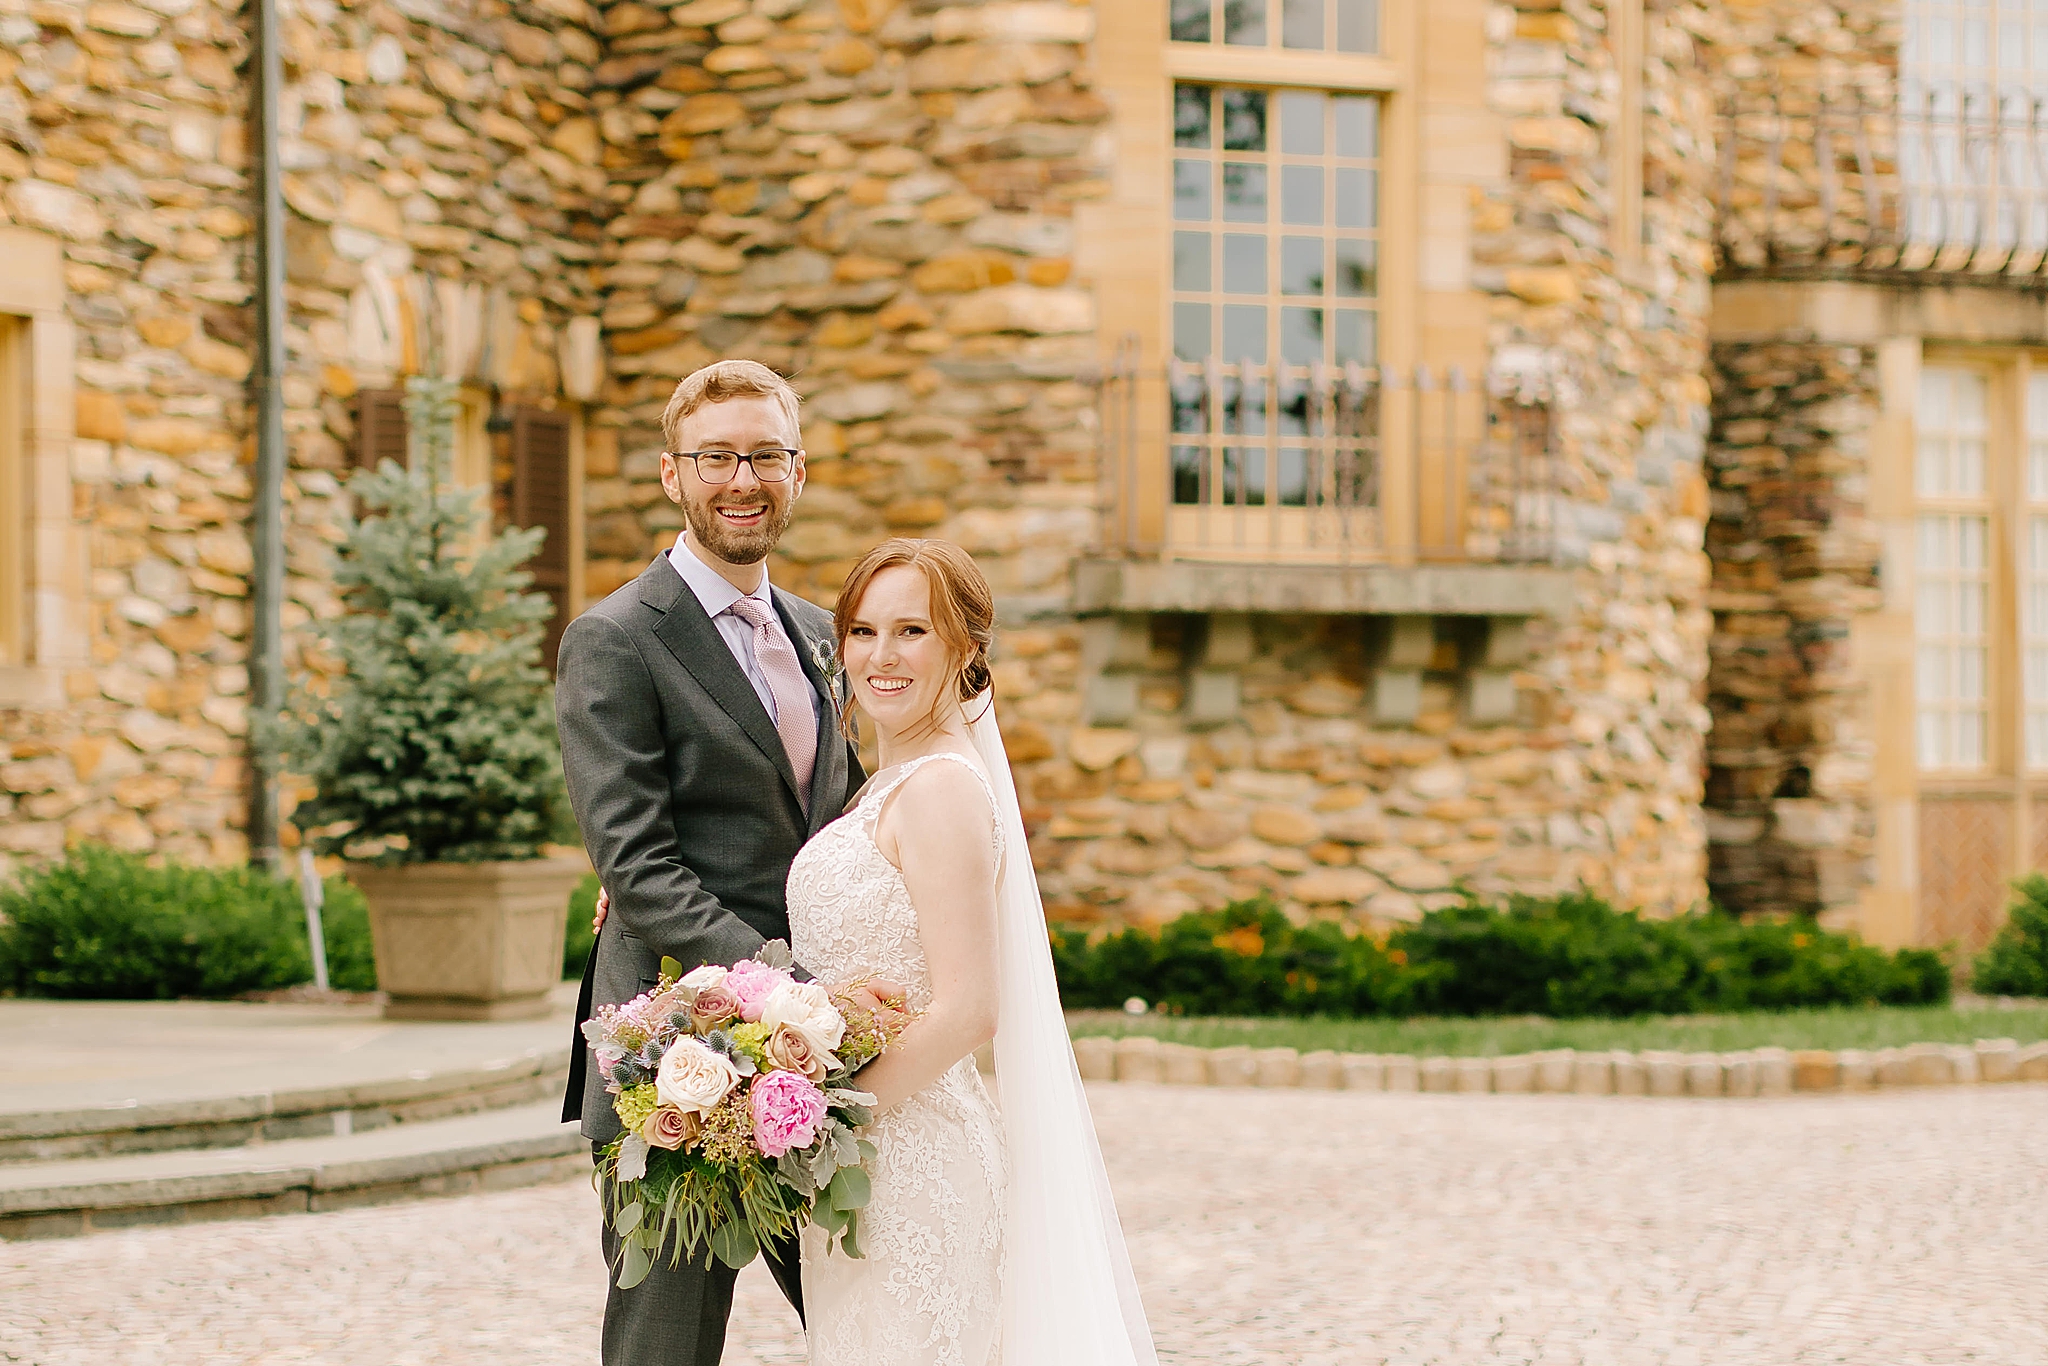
[728,1022,771,1069]
[614,1082,660,1133]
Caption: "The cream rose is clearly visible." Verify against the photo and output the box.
[655,1036,741,1114]
[680,964,728,991]
[759,980,846,1054]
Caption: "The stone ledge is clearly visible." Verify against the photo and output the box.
[0,1099,585,1238]
[0,1047,572,1161]
[1073,1036,2048,1096]
[1073,558,1577,618]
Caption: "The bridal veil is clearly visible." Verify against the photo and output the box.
[964,693,1160,1366]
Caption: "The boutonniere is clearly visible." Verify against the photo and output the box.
[810,636,845,712]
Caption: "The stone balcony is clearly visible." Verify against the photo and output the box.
[1717,89,2048,285]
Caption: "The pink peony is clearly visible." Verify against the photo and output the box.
[725,960,793,1023]
[749,1068,827,1158]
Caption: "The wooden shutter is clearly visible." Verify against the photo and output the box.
[354,388,409,471]
[511,407,574,671]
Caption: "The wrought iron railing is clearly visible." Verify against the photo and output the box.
[1718,89,2048,282]
[1089,338,1559,566]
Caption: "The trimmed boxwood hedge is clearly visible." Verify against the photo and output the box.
[0,845,589,1000]
[1054,891,1953,1020]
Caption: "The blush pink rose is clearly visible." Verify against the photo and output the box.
[749,1068,827,1158]
[725,960,793,1023]
[763,1024,832,1082]
[642,1104,698,1151]
[689,981,743,1033]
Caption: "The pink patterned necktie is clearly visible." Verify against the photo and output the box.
[726,595,817,810]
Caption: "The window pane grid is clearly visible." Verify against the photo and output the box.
[1917,366,1995,773]
[1901,0,2048,251]
[1171,82,1381,524]
[2028,371,2048,769]
[1169,0,1378,54]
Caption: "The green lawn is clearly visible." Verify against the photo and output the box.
[1065,1001,2048,1057]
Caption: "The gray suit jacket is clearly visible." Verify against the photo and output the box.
[556,553,863,1144]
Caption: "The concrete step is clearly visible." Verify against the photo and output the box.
[0,1098,589,1239]
[0,1045,573,1164]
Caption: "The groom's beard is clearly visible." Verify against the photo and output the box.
[683,492,794,566]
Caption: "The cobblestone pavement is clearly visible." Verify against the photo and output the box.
[6,1084,2047,1365]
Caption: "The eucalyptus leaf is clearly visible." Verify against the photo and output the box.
[613,1200,643,1234]
[711,1218,760,1269]
[616,1240,652,1290]
[828,1165,872,1212]
[839,1212,865,1260]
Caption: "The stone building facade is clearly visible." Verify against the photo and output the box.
[1702,0,2048,952]
[0,0,2032,950]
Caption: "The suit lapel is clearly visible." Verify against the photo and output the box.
[642,556,804,807]
[774,587,848,835]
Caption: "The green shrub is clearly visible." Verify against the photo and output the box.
[0,845,318,999]
[1055,897,1419,1018]
[1396,892,1948,1018]
[1972,874,2048,997]
[565,873,599,980]
[1394,891,1700,1018]
[1052,889,1951,1021]
[317,877,378,993]
[0,846,595,999]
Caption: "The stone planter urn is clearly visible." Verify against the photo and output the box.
[351,854,585,1021]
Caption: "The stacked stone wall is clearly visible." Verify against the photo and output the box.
[575,0,1109,620]
[1454,0,1720,915]
[1702,0,1900,270]
[0,0,604,875]
[1702,341,1881,922]
[4,0,1730,931]
[934,0,1724,928]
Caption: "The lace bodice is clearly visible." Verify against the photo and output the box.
[786,750,1003,1011]
[787,750,1007,1366]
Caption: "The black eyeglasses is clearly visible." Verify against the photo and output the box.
[666,448,799,484]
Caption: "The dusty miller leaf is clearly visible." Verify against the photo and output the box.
[617,1133,650,1183]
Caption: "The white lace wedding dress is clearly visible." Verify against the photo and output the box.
[786,751,1007,1366]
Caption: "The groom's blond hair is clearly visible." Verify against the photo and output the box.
[660,360,802,451]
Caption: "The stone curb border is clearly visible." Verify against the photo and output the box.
[1072,1036,2048,1096]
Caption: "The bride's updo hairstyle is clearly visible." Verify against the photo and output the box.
[832,537,994,741]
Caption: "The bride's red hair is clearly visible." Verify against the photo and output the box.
[832,538,994,742]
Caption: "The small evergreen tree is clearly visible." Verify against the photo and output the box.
[276,377,566,864]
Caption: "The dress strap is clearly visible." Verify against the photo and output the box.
[859,751,1004,867]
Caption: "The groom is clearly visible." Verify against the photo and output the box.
[556,360,875,1364]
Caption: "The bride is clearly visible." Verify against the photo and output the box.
[786,537,1158,1366]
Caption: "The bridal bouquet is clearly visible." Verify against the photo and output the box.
[584,941,904,1288]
